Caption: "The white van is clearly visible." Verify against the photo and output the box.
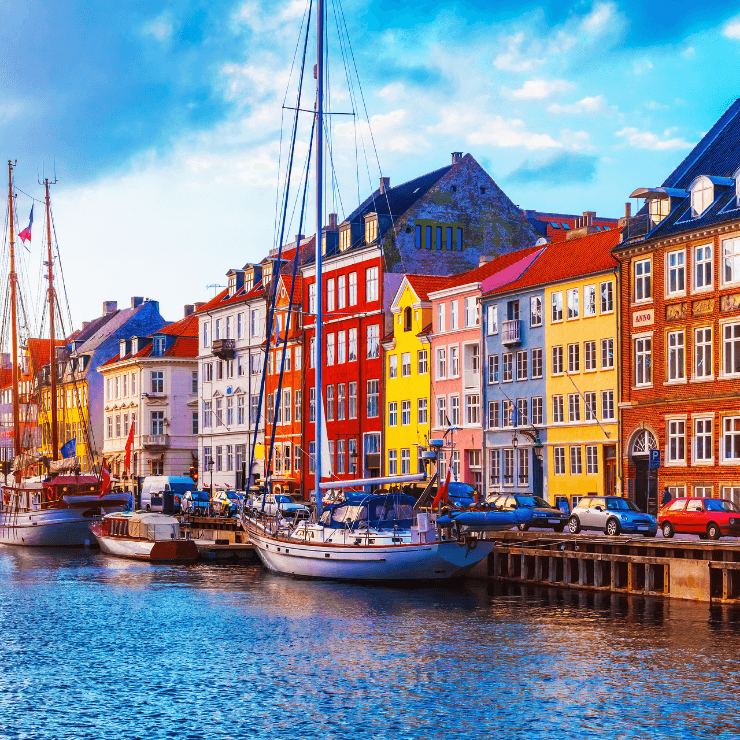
[140,476,196,512]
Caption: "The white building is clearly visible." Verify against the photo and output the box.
[100,311,200,488]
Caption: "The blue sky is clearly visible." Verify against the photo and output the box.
[2,0,740,327]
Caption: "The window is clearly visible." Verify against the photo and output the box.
[266,394,274,424]
[518,449,529,485]
[667,419,686,463]
[567,288,579,319]
[115,414,121,438]
[367,380,379,418]
[584,285,596,317]
[554,447,566,475]
[150,371,163,394]
[251,309,260,337]
[348,272,357,305]
[349,382,357,419]
[483,355,497,387]
[337,384,345,420]
[724,417,740,461]
[531,397,543,425]
[516,398,527,426]
[634,258,652,302]
[487,304,498,335]
[192,411,199,435]
[551,292,563,322]
[437,397,447,428]
[450,395,460,426]
[570,446,582,475]
[695,244,713,290]
[501,352,512,382]
[388,401,398,427]
[251,395,259,424]
[203,322,209,347]
[203,400,212,428]
[418,398,428,424]
[401,400,411,426]
[226,445,234,472]
[348,328,358,362]
[552,346,563,375]
[530,296,542,327]
[308,442,315,475]
[190,370,198,394]
[691,175,714,217]
[418,349,428,375]
[635,336,652,386]
[326,385,334,422]
[326,333,335,366]
[516,351,528,381]
[366,267,378,302]
[586,446,598,474]
[567,343,580,373]
[489,450,500,486]
[667,250,686,295]
[450,346,460,377]
[388,449,398,475]
[237,395,245,425]
[366,324,380,359]
[552,395,564,424]
[502,400,512,428]
[115,376,120,399]
[695,418,713,462]
[465,297,478,327]
[695,327,712,378]
[503,449,514,485]
[724,322,740,375]
[308,283,317,315]
[151,411,164,436]
[488,401,499,428]
[348,439,358,474]
[227,396,234,425]
[336,440,344,474]
[401,449,411,475]
[337,331,346,364]
[309,337,316,369]
[601,390,615,421]
[465,394,480,425]
[237,313,243,339]
[309,387,316,423]
[389,354,397,379]
[668,331,685,381]
[215,446,223,472]
[450,301,458,330]
[723,237,740,285]
[401,352,411,377]
[327,278,335,312]
[600,281,613,313]
[123,375,128,397]
[437,347,447,379]
[337,275,346,309]
[601,339,614,370]
[568,394,581,423]
[584,392,597,421]
[584,341,596,371]
[438,303,446,333]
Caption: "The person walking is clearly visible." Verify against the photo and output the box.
[661,486,672,508]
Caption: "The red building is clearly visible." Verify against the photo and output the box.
[524,209,618,243]
[614,98,740,512]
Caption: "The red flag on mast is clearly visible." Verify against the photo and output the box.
[124,422,135,471]
[432,465,452,509]
[18,205,33,243]
[99,467,111,498]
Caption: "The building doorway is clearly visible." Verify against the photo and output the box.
[630,430,658,512]
[604,445,617,495]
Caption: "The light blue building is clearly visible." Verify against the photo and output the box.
[481,280,547,500]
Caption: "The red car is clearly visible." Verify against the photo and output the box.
[658,497,740,540]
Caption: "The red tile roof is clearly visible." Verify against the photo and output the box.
[159,313,199,337]
[441,244,544,291]
[484,229,620,297]
[404,274,454,301]
[195,280,265,314]
[26,338,68,374]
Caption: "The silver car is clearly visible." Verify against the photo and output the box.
[568,496,658,537]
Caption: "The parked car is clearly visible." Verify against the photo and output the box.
[490,494,568,532]
[568,496,657,537]
[658,497,740,540]
[181,490,212,516]
[140,476,197,512]
[211,490,240,517]
[254,493,309,519]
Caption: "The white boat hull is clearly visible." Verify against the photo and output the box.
[248,528,493,581]
[0,509,97,547]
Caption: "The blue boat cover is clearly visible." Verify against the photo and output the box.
[436,508,534,529]
[320,493,416,529]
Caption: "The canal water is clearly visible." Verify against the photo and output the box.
[1,548,739,740]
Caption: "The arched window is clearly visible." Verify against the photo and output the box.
[691,176,714,217]
[734,167,740,206]
[631,429,657,456]
[404,306,412,332]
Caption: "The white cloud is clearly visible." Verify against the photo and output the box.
[337,110,429,154]
[143,13,173,41]
[724,16,740,39]
[645,100,669,111]
[681,46,696,58]
[467,116,561,150]
[581,2,618,35]
[548,95,612,115]
[633,58,653,75]
[616,127,695,151]
[508,79,574,100]
[559,129,593,151]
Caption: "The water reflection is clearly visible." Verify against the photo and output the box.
[1,548,739,739]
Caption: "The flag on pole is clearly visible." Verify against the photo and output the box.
[60,438,76,459]
[432,465,452,509]
[124,422,135,471]
[18,205,33,243]
[99,467,111,498]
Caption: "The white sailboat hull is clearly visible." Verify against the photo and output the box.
[0,509,97,547]
[248,528,493,581]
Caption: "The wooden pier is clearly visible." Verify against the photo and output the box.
[484,532,740,603]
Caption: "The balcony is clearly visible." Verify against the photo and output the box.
[501,319,522,345]
[213,338,236,360]
[621,213,652,242]
[143,434,170,450]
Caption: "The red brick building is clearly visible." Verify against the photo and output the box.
[614,98,740,512]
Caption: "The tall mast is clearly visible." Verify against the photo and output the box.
[314,0,324,515]
[7,161,21,459]
[45,179,59,461]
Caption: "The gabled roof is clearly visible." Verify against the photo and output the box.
[195,280,265,314]
[26,338,68,374]
[485,229,620,297]
[74,304,155,355]
[157,313,199,338]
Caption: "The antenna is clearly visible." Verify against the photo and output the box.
[206,283,225,297]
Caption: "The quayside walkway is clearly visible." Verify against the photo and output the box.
[483,532,740,603]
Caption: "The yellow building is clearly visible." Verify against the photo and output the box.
[544,229,621,505]
[382,276,437,477]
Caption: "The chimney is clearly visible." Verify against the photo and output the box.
[131,296,144,309]
[379,177,390,193]
[103,301,117,315]
[184,304,195,317]
[583,211,596,226]
[625,202,632,219]
[328,213,338,230]
[194,302,205,311]
[452,152,463,164]
[82,321,90,330]
[295,234,304,244]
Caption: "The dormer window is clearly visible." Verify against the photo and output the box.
[263,264,272,284]
[365,214,378,244]
[245,271,254,292]
[339,226,351,252]
[228,275,236,297]
[691,176,714,217]
[153,336,165,357]
[735,168,740,205]
[649,196,669,225]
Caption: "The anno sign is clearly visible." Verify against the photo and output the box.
[632,308,654,328]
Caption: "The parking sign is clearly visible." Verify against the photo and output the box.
[649,449,661,469]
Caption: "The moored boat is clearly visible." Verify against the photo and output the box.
[90,511,199,562]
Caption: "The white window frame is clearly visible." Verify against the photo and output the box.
[694,326,713,380]
[583,284,596,317]
[694,416,713,464]
[553,447,566,475]
[584,341,597,372]
[665,249,686,297]
[530,296,542,328]
[723,416,740,463]
[667,330,685,382]
[586,446,599,475]
[723,236,740,287]
[693,243,713,293]
[551,292,563,323]
[634,333,653,387]
[666,418,686,465]
[566,288,579,320]
[722,320,740,377]
[600,281,614,314]
[486,304,498,335]
[601,338,615,370]
[634,258,652,303]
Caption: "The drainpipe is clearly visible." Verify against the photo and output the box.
[615,261,623,497]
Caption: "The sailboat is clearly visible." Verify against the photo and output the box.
[244,1,494,580]
[0,163,127,547]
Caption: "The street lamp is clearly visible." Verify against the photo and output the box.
[207,458,214,492]
[512,434,518,490]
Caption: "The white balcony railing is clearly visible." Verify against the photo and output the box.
[501,319,522,345]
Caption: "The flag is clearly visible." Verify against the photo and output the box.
[60,438,76,459]
[432,466,452,509]
[18,205,33,243]
[99,467,111,498]
[124,423,134,470]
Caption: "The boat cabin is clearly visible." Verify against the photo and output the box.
[319,493,415,530]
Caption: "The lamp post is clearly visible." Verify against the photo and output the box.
[207,458,214,493]
[512,434,519,491]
